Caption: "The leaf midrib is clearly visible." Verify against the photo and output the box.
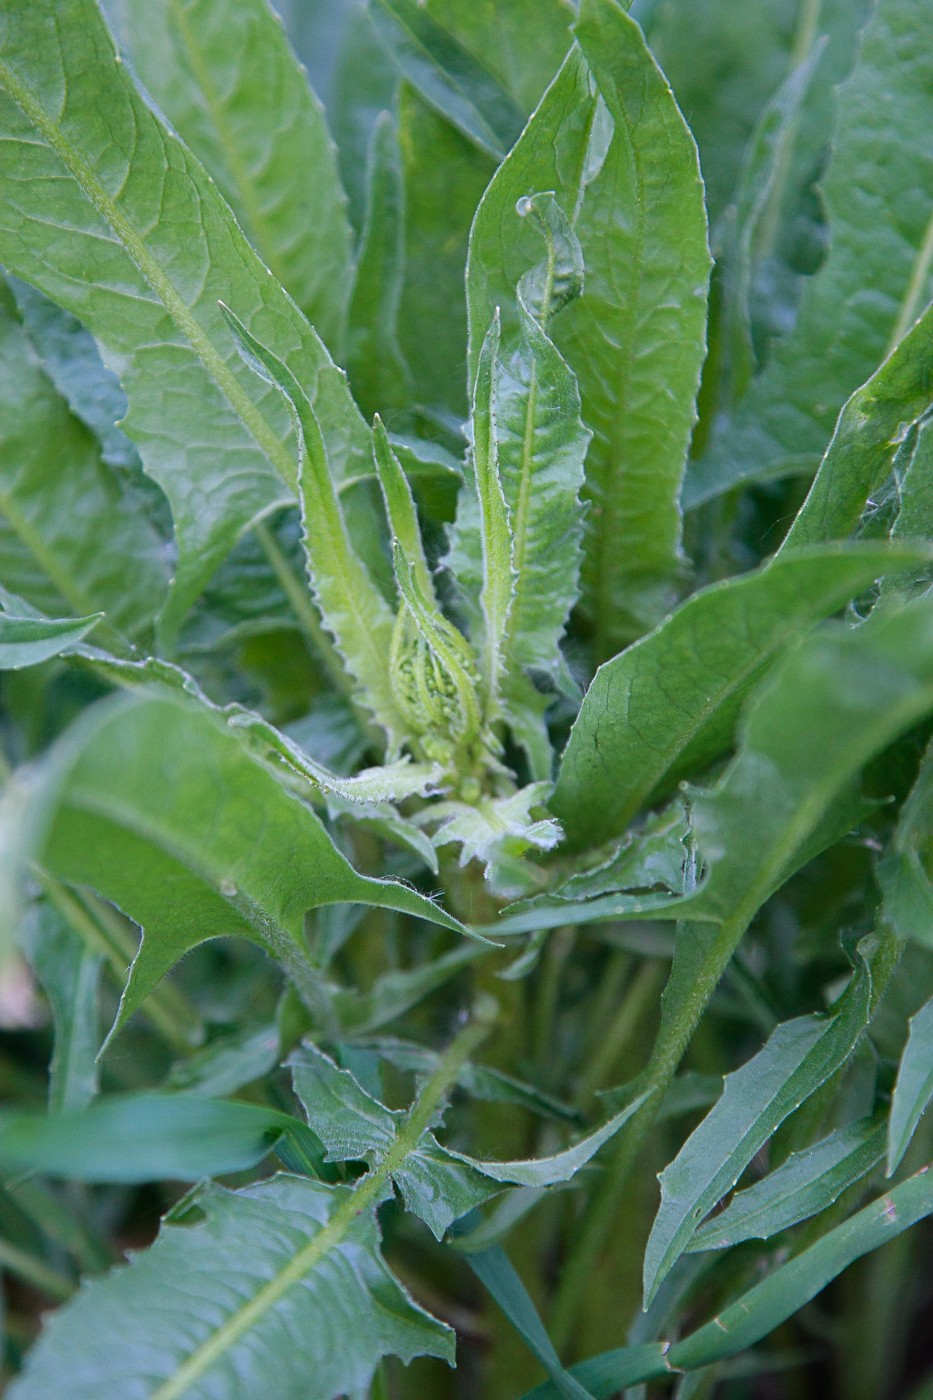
[0,53,298,493]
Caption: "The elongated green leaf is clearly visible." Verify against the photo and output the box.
[888,995,933,1175]
[9,1174,453,1399]
[0,1094,301,1183]
[467,5,710,652]
[467,1247,596,1400]
[691,0,933,503]
[0,0,369,632]
[221,309,406,748]
[448,312,515,721]
[553,545,919,850]
[668,1164,933,1371]
[498,294,590,684]
[372,417,435,602]
[893,416,933,545]
[644,956,873,1303]
[689,1116,886,1251]
[105,0,352,348]
[9,693,464,1037]
[346,115,411,420]
[164,1024,281,1099]
[520,1344,673,1399]
[503,596,933,937]
[0,610,100,670]
[20,900,102,1113]
[779,301,933,550]
[331,943,489,1035]
[370,0,525,159]
[0,280,166,643]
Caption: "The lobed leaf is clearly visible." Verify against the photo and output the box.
[105,0,353,348]
[6,693,465,1039]
[691,0,933,503]
[644,954,873,1303]
[887,994,933,1176]
[9,1174,453,1400]
[0,0,369,633]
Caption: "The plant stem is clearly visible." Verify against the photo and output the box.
[576,958,664,1108]
[0,1236,74,1302]
[150,1001,496,1400]
[42,878,202,1053]
[549,914,745,1350]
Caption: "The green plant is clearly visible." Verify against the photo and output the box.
[0,0,932,1396]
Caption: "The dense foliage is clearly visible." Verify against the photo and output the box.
[0,0,931,1396]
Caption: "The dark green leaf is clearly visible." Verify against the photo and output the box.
[688,1116,886,1251]
[9,1174,453,1398]
[20,900,102,1113]
[669,1164,933,1371]
[0,1094,303,1182]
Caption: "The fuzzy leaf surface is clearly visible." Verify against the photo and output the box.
[9,1175,453,1400]
[105,0,352,347]
[0,0,368,631]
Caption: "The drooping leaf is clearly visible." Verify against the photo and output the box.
[643,952,873,1303]
[19,899,103,1113]
[691,0,933,503]
[0,279,166,644]
[0,609,101,671]
[105,0,353,349]
[221,308,406,748]
[668,1164,933,1372]
[887,994,933,1176]
[0,0,369,632]
[369,0,525,160]
[688,1116,886,1251]
[9,1175,453,1399]
[7,693,465,1037]
[0,1094,302,1183]
[552,544,925,851]
[346,115,411,420]
[467,3,710,653]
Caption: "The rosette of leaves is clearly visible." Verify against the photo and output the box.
[0,0,933,1396]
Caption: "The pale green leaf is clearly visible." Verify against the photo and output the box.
[644,955,873,1303]
[0,0,368,632]
[0,1094,301,1183]
[221,308,407,748]
[105,0,353,348]
[887,995,933,1175]
[8,693,465,1037]
[9,1175,453,1399]
[0,610,101,670]
[691,0,933,503]
[552,544,924,851]
[372,417,437,603]
[0,279,166,644]
[668,1164,933,1372]
[20,899,102,1113]
[467,4,710,653]
[346,114,411,419]
[688,1116,886,1251]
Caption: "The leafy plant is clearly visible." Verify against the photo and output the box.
[0,0,931,1397]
